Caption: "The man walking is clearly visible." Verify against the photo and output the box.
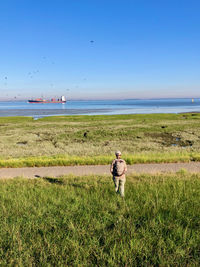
[110,151,127,197]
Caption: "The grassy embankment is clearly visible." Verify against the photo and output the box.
[1,113,200,167]
[0,173,199,265]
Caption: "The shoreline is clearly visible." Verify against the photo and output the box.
[0,108,112,117]
[0,109,200,118]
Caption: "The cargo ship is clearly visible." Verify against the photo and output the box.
[28,96,66,104]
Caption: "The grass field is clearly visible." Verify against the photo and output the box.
[1,113,200,167]
[0,173,199,266]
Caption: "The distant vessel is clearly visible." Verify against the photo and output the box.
[28,96,66,104]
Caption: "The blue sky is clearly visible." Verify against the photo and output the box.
[0,0,200,100]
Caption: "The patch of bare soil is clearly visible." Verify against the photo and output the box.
[146,132,193,147]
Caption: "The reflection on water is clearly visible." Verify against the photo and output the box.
[61,103,66,110]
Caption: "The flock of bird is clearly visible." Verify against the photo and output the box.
[1,40,94,99]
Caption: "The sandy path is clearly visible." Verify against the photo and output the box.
[0,162,200,179]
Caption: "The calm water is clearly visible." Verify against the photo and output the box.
[0,99,199,118]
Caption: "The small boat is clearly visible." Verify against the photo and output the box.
[28,96,66,104]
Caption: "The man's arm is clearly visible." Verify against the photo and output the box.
[124,161,127,173]
[110,160,115,174]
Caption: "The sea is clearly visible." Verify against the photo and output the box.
[0,98,199,118]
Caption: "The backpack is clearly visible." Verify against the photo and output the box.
[113,160,125,176]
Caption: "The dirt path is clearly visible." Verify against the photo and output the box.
[0,162,200,179]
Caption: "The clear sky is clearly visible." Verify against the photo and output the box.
[0,0,200,100]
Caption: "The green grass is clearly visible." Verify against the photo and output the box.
[0,173,199,266]
[0,152,194,168]
[1,113,200,166]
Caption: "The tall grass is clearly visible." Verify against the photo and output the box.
[0,173,199,265]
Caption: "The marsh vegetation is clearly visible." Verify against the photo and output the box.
[1,113,200,167]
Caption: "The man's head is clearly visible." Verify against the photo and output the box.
[115,151,121,159]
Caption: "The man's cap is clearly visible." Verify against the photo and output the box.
[115,151,121,155]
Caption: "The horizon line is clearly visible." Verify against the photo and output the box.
[0,97,200,102]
